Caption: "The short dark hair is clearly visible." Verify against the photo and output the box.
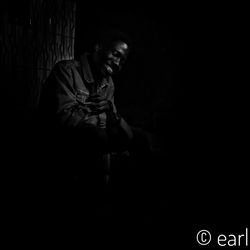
[95,28,132,51]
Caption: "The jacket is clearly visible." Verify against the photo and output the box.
[37,53,133,140]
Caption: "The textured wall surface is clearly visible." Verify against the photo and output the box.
[1,0,76,115]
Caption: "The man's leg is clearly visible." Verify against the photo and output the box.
[127,126,153,193]
[50,126,112,225]
[110,126,154,222]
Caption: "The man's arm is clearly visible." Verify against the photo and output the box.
[40,61,92,127]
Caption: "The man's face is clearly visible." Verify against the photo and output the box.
[100,40,129,76]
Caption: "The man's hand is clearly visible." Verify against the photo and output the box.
[86,94,113,114]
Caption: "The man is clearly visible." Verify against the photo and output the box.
[36,29,153,223]
[38,29,133,154]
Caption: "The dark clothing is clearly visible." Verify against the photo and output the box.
[37,53,135,159]
[38,53,132,137]
[35,52,153,226]
[36,52,153,185]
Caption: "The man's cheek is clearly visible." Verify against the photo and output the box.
[106,58,112,64]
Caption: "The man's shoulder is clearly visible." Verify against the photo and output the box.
[54,59,79,70]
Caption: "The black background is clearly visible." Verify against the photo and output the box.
[1,1,248,248]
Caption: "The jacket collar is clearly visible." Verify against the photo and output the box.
[80,53,95,84]
[80,53,113,88]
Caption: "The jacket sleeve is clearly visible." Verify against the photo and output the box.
[40,61,91,127]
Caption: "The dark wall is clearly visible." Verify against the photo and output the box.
[1,0,76,125]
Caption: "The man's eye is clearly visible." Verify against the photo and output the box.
[112,51,120,57]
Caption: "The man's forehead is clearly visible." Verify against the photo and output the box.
[112,41,129,51]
